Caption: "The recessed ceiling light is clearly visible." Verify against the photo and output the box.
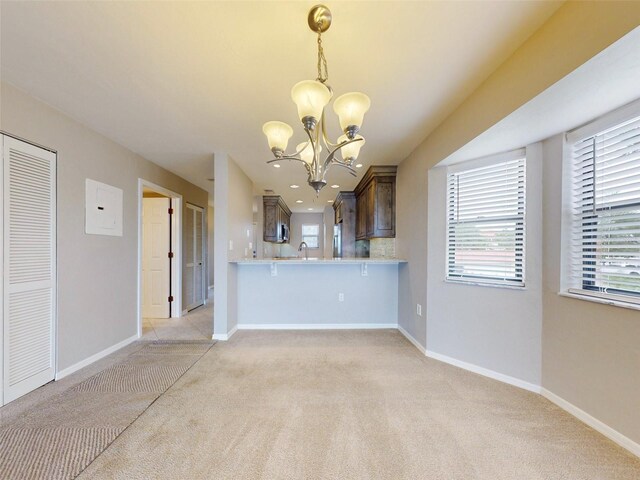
[307,208,313,211]
[273,164,281,168]
[327,200,333,203]
[355,164,363,168]
[290,184,299,189]
[331,184,339,189]
[296,200,303,204]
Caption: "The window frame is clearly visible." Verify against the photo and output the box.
[563,99,640,308]
[445,149,527,288]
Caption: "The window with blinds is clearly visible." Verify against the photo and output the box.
[302,224,320,248]
[568,113,640,303]
[446,155,526,287]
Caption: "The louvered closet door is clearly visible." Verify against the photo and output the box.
[184,204,204,311]
[184,205,194,310]
[2,135,56,405]
[193,207,204,307]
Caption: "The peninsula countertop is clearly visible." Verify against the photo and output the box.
[230,258,407,265]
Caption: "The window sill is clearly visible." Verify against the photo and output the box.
[444,279,526,291]
[558,290,640,312]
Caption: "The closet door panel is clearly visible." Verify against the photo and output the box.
[184,204,204,311]
[193,208,204,307]
[184,205,195,310]
[3,136,56,405]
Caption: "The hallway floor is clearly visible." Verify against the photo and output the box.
[142,300,213,341]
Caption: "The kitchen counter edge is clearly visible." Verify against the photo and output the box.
[230,258,407,265]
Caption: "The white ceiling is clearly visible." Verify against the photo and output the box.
[0,1,562,211]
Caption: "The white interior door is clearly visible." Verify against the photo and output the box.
[2,135,56,405]
[185,204,204,311]
[142,197,170,318]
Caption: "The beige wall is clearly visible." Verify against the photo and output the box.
[541,134,640,445]
[425,144,543,387]
[0,82,209,371]
[397,1,640,347]
[395,2,640,446]
[287,212,325,258]
[213,153,253,337]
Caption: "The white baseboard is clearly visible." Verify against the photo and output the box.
[541,388,640,458]
[212,325,238,341]
[397,325,426,354]
[55,334,138,380]
[237,323,398,330]
[425,349,541,394]
[228,325,237,339]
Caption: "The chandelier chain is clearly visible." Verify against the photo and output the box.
[316,27,329,83]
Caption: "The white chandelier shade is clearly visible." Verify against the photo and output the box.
[291,80,332,125]
[297,142,321,164]
[338,134,365,161]
[262,121,294,152]
[333,92,371,133]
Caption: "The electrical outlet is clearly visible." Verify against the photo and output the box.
[246,228,251,238]
[248,242,253,249]
[417,304,422,316]
[338,293,344,302]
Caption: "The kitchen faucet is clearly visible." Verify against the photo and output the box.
[298,241,309,260]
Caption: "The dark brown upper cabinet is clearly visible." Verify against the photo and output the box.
[354,166,397,240]
[263,195,291,243]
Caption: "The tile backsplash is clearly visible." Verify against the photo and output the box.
[369,238,396,258]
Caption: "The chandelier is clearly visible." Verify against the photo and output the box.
[262,4,371,194]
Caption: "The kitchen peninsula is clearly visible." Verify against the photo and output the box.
[230,258,406,329]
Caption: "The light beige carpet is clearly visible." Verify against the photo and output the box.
[0,340,214,480]
[75,330,640,480]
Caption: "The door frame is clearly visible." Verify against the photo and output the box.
[137,179,182,337]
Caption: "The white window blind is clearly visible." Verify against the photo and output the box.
[447,156,526,287]
[568,114,640,303]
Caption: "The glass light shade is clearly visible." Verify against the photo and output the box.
[262,121,293,152]
[291,80,332,123]
[333,92,371,131]
[297,142,321,164]
[338,134,365,161]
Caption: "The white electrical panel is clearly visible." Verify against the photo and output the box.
[85,178,123,236]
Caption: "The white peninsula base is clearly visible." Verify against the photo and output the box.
[231,259,406,330]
